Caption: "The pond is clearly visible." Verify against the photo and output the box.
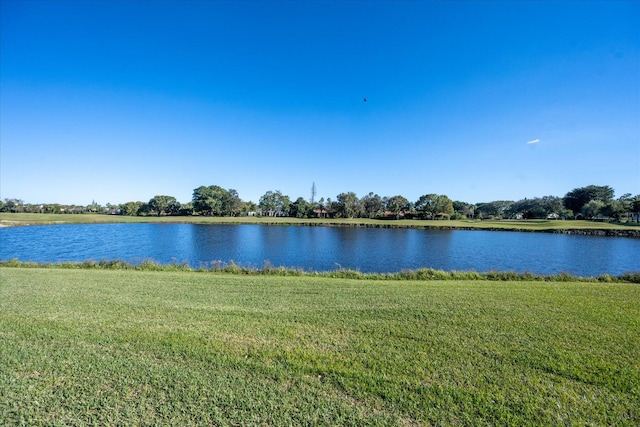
[1,223,638,276]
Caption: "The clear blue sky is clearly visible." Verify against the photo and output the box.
[1,0,638,206]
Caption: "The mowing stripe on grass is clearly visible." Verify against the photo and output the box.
[1,267,639,425]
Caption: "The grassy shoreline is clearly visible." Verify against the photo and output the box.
[1,267,639,425]
[2,212,640,236]
[2,259,639,283]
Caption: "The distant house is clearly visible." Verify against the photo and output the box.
[314,208,329,219]
[434,212,451,220]
[381,210,414,220]
[258,209,286,217]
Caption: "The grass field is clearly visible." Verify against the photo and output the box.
[1,267,638,425]
[2,212,640,233]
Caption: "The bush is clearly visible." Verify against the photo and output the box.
[619,272,640,284]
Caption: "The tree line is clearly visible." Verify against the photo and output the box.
[2,184,639,222]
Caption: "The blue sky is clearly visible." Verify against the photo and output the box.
[1,0,638,206]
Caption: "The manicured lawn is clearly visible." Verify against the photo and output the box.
[1,268,638,425]
[2,212,639,233]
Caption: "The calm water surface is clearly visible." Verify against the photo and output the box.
[1,223,638,276]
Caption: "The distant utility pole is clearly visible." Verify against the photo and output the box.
[310,182,316,204]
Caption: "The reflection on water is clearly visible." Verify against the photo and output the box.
[1,223,638,276]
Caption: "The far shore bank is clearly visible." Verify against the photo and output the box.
[1,212,639,237]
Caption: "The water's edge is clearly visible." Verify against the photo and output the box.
[2,259,639,283]
[2,219,639,238]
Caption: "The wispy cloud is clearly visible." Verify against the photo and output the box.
[526,138,540,144]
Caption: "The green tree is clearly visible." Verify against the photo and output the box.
[475,201,514,219]
[543,196,569,219]
[617,194,635,222]
[24,204,40,213]
[137,203,151,216]
[334,192,362,218]
[179,202,194,216]
[632,195,640,223]
[166,198,182,216]
[43,204,62,214]
[362,192,384,218]
[290,197,313,218]
[509,196,565,219]
[453,201,474,219]
[148,195,179,216]
[259,190,291,216]
[564,185,614,216]
[1,199,24,213]
[240,201,258,215]
[415,194,437,219]
[386,195,410,219]
[433,195,454,219]
[602,200,625,221]
[119,201,144,216]
[192,185,233,216]
[325,198,334,217]
[415,194,455,219]
[582,199,606,219]
[226,189,242,216]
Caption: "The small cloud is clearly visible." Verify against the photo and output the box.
[526,138,540,144]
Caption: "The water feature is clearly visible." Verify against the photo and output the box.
[1,223,638,276]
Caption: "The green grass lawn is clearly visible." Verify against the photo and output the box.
[1,268,638,425]
[2,212,640,233]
